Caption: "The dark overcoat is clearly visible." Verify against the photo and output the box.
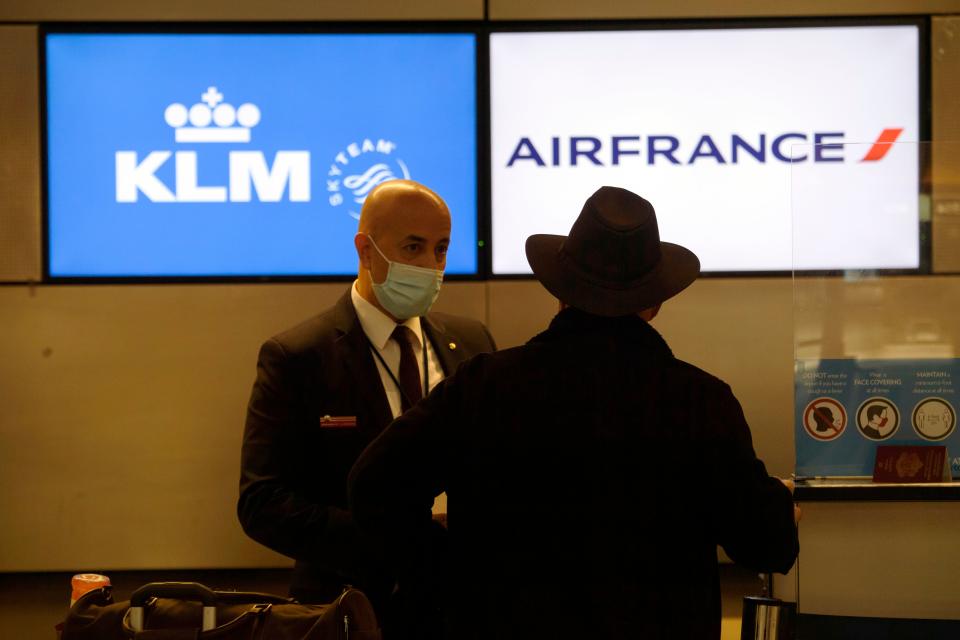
[349,307,799,640]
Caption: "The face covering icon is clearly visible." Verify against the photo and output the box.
[367,235,444,320]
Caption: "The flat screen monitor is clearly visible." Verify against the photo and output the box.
[45,32,478,278]
[490,24,922,274]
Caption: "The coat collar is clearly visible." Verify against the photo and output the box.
[330,290,393,429]
[332,288,362,336]
[421,314,468,376]
[530,307,674,359]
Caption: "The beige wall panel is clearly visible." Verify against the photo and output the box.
[487,277,796,477]
[484,280,558,350]
[0,26,41,282]
[490,0,960,20]
[2,273,957,570]
[0,0,483,21]
[932,18,960,272]
[0,281,485,571]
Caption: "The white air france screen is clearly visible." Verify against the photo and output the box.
[490,26,920,274]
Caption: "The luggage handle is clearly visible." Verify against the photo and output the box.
[128,582,217,632]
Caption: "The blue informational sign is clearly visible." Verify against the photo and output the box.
[795,359,959,477]
[46,33,477,276]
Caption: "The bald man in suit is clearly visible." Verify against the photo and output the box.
[238,180,495,632]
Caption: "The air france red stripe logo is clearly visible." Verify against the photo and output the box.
[860,128,904,162]
[505,128,908,167]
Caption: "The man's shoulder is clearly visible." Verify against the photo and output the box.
[670,356,733,392]
[438,343,529,385]
[265,294,353,356]
[426,311,495,352]
[427,310,487,335]
[474,342,729,383]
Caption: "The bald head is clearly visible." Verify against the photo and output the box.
[357,180,450,239]
[354,180,452,320]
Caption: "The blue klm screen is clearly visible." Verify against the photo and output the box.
[45,33,478,276]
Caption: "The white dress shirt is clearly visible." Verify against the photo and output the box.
[351,282,449,514]
[351,281,445,420]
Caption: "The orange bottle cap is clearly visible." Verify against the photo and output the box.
[70,573,110,604]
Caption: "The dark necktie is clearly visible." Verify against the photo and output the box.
[391,325,423,412]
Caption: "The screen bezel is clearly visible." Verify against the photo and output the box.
[40,22,486,283]
[484,16,931,280]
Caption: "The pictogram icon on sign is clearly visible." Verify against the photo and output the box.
[856,397,900,441]
[912,397,956,441]
[803,397,847,441]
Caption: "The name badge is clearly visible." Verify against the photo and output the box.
[319,415,357,429]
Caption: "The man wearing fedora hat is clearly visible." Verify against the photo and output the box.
[349,186,799,639]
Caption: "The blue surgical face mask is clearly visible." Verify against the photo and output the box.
[366,235,444,319]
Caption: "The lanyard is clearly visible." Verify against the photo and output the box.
[366,327,429,411]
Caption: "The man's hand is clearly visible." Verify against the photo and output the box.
[778,478,801,525]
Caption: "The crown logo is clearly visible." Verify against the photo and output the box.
[164,87,260,143]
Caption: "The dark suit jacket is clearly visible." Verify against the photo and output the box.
[238,289,496,607]
[349,308,799,640]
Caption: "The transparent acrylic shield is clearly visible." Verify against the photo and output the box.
[786,140,960,628]
[792,140,960,480]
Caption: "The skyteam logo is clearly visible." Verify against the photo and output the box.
[326,138,410,220]
[115,86,311,203]
[504,128,905,167]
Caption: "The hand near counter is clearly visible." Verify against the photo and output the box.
[778,477,803,524]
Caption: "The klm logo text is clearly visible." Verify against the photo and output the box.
[115,151,311,203]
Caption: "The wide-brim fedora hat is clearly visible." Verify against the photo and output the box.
[525,186,700,317]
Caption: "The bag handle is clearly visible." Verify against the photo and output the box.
[130,582,218,607]
[128,582,217,632]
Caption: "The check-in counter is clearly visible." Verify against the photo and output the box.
[772,482,960,637]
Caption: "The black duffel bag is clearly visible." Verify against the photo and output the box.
[60,581,381,640]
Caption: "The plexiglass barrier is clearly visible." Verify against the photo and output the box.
[792,141,960,481]
[784,141,960,630]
